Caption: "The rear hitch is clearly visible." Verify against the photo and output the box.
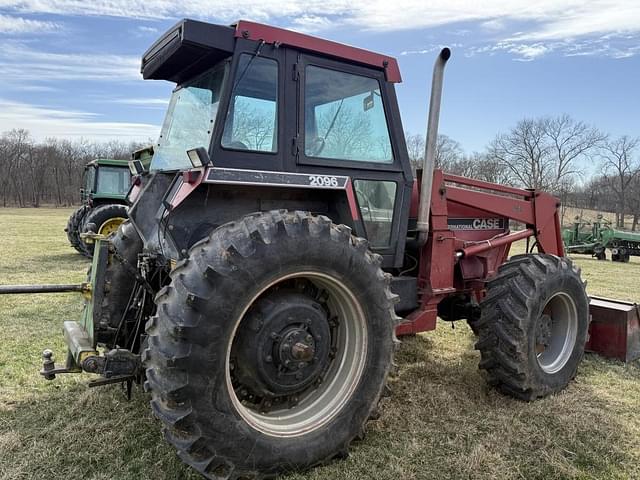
[40,349,81,380]
[40,347,141,399]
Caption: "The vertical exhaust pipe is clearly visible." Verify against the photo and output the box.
[417,47,451,246]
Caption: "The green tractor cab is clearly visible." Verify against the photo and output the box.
[66,158,134,257]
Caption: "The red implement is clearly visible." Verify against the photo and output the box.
[587,297,640,362]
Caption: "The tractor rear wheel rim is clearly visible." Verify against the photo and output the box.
[535,292,578,374]
[226,271,367,438]
[98,217,126,236]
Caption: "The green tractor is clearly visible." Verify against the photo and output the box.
[66,148,153,256]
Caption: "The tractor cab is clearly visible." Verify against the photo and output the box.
[65,158,132,257]
[82,158,131,205]
[135,19,414,267]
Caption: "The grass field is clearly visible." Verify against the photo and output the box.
[1,207,640,480]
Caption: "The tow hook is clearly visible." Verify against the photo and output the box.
[40,349,80,380]
[40,347,141,385]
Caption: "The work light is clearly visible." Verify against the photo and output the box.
[186,147,211,168]
[128,159,145,175]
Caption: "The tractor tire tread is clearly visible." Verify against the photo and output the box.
[475,253,589,401]
[66,205,91,254]
[144,210,396,479]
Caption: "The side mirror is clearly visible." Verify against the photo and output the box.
[186,147,211,168]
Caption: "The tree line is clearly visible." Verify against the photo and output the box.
[0,129,148,207]
[1,115,639,230]
[406,114,640,229]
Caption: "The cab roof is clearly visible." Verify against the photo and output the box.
[141,19,402,84]
[87,158,130,168]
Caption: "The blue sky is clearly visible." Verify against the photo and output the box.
[0,1,638,153]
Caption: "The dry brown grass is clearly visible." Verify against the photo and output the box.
[1,208,640,480]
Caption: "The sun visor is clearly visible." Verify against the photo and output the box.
[141,19,235,84]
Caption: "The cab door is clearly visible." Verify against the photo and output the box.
[288,52,413,268]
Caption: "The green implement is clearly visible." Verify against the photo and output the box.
[562,215,640,262]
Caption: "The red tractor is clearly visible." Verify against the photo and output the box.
[2,19,594,479]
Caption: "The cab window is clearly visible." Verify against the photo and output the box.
[354,180,397,247]
[222,55,278,153]
[304,66,393,163]
[96,166,130,195]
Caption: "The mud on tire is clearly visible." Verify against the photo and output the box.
[475,254,589,401]
[143,210,398,479]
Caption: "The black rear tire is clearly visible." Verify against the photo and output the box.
[143,211,398,479]
[80,204,128,256]
[92,220,143,345]
[475,254,589,400]
[65,205,90,254]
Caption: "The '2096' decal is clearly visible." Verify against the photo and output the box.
[204,168,348,189]
[308,175,339,187]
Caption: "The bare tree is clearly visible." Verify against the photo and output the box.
[545,115,605,184]
[405,132,424,170]
[488,118,550,189]
[435,134,463,171]
[544,115,606,220]
[0,128,150,207]
[0,133,12,207]
[488,115,604,199]
[404,133,462,171]
[599,135,640,228]
[628,174,640,231]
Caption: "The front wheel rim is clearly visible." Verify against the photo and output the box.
[535,292,578,374]
[226,271,368,438]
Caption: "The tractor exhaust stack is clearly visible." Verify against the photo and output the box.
[417,47,451,246]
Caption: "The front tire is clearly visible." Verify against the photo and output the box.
[143,211,397,479]
[475,254,589,400]
[80,204,128,256]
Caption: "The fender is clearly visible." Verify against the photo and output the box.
[167,167,360,220]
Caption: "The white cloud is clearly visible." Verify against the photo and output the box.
[137,25,158,33]
[507,43,550,61]
[0,0,638,42]
[0,43,140,84]
[507,4,640,41]
[0,1,638,67]
[0,98,159,140]
[0,13,60,33]
[112,98,168,107]
[290,15,334,32]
